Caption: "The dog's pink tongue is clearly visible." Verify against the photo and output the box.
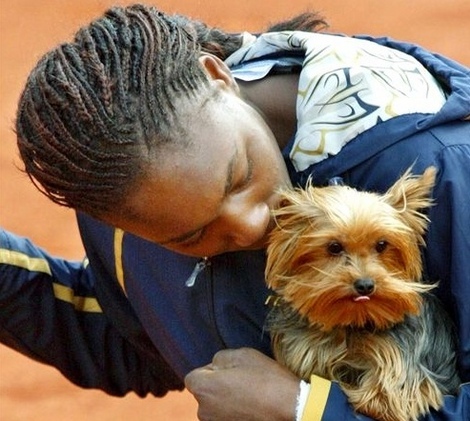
[353,296,370,302]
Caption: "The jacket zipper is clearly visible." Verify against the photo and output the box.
[185,257,210,287]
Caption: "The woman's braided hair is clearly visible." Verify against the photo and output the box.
[16,4,326,217]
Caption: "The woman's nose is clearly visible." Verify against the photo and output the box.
[222,201,270,248]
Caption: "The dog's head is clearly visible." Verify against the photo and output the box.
[266,167,437,331]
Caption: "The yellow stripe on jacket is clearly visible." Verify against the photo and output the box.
[0,247,101,313]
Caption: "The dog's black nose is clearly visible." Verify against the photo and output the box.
[354,278,375,295]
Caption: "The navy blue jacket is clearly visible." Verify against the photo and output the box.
[1,34,469,420]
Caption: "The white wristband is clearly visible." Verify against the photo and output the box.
[295,380,311,421]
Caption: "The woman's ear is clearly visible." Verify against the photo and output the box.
[198,54,239,93]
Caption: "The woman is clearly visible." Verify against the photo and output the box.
[1,4,469,420]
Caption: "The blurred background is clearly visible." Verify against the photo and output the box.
[0,1,468,420]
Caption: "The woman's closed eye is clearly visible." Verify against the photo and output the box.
[233,157,254,193]
[178,229,206,248]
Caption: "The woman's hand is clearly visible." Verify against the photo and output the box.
[185,348,300,421]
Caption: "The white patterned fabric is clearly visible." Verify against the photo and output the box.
[226,31,447,171]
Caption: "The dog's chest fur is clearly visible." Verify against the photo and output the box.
[268,295,460,393]
[269,301,381,383]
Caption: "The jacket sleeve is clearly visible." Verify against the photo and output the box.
[0,228,183,397]
[300,378,469,421]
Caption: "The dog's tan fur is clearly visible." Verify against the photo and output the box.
[265,167,459,421]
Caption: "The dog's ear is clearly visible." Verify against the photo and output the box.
[274,187,310,220]
[273,184,323,226]
[266,186,321,288]
[384,166,437,235]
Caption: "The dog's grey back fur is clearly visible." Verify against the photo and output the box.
[388,293,460,394]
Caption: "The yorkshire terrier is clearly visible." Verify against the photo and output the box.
[265,167,460,421]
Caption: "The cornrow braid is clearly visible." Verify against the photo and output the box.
[172,15,243,60]
[16,4,214,216]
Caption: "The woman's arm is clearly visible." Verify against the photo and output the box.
[0,229,183,397]
[185,348,469,421]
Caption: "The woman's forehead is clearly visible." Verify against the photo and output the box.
[117,128,237,235]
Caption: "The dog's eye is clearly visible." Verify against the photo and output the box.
[375,240,388,253]
[328,241,344,256]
